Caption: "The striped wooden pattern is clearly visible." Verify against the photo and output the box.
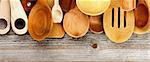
[0,29,149,61]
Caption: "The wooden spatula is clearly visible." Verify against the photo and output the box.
[103,0,135,43]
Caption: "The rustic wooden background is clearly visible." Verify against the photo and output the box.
[0,25,149,62]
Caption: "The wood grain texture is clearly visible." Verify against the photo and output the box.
[0,29,149,62]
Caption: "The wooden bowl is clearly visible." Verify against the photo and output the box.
[134,0,150,34]
[28,0,53,41]
[76,0,111,16]
[63,7,89,38]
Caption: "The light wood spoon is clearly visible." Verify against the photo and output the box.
[76,0,111,16]
[63,7,89,38]
[52,0,63,23]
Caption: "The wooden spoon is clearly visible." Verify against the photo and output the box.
[89,15,103,34]
[48,23,65,38]
[28,0,53,41]
[52,0,63,23]
[60,0,76,13]
[103,0,135,43]
[121,0,136,11]
[134,0,150,34]
[76,0,111,16]
[0,0,11,34]
[10,0,28,35]
[63,7,89,38]
[48,0,54,8]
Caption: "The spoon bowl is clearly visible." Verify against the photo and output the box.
[63,7,89,38]
[134,0,150,34]
[28,0,53,41]
[76,0,111,16]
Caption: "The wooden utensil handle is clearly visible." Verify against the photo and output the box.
[0,0,11,34]
[10,0,28,35]
[121,0,136,11]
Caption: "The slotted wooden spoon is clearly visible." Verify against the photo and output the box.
[103,0,135,43]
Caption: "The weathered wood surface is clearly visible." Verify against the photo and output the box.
[0,29,149,62]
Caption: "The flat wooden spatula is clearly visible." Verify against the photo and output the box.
[103,0,135,43]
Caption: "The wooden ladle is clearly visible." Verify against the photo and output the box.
[134,0,150,34]
[10,0,28,35]
[28,0,53,41]
[52,0,63,23]
[63,7,89,38]
[0,0,11,34]
[103,0,135,43]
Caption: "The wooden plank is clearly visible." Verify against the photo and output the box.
[0,29,149,61]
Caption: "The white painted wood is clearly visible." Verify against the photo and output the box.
[0,0,11,34]
[52,0,63,23]
[10,0,28,35]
